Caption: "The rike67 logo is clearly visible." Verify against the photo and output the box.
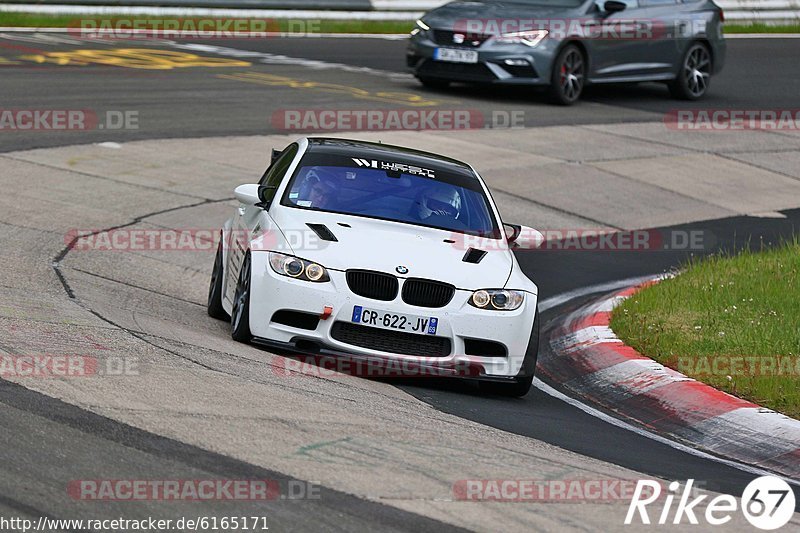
[626,477,796,530]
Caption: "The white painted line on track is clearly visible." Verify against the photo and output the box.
[0,27,409,39]
[725,33,800,38]
[0,5,423,20]
[170,41,413,80]
[0,25,797,38]
[538,274,656,313]
[533,377,800,486]
[536,280,800,486]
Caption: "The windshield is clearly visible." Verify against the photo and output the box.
[281,156,500,238]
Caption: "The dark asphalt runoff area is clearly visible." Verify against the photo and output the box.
[402,208,800,509]
[0,33,799,152]
[1,30,799,527]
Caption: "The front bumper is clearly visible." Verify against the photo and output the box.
[407,31,559,86]
[248,251,538,378]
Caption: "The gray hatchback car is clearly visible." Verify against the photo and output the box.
[407,0,726,104]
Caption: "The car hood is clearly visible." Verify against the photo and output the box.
[423,1,585,28]
[269,208,513,290]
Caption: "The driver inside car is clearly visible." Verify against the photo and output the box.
[296,173,336,209]
[413,186,461,221]
[308,179,335,209]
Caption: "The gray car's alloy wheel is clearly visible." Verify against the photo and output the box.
[669,43,711,100]
[230,252,252,342]
[549,44,585,105]
[207,237,229,320]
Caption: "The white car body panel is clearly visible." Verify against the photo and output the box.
[268,208,515,290]
[217,137,539,379]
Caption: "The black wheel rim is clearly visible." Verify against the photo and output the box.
[684,45,710,97]
[231,255,250,332]
[560,49,584,101]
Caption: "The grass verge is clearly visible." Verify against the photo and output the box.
[610,241,800,418]
[0,13,414,34]
[724,23,800,34]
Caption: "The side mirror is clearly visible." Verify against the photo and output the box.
[504,223,522,243]
[234,184,261,206]
[505,223,544,249]
[604,0,627,13]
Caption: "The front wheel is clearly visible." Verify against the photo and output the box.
[668,43,711,100]
[548,44,585,105]
[230,252,252,343]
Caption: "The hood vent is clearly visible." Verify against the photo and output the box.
[306,223,338,242]
[462,248,487,264]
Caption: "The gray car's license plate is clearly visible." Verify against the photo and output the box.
[434,48,479,64]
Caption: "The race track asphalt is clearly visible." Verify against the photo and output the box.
[1,31,799,529]
[1,33,799,152]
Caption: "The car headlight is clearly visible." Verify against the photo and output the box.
[268,252,330,283]
[469,289,525,311]
[494,30,548,47]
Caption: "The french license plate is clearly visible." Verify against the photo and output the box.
[352,306,438,335]
[433,48,478,64]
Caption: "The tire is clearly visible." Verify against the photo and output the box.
[230,252,252,343]
[418,77,450,90]
[668,42,711,100]
[480,308,540,397]
[207,238,229,320]
[548,44,585,105]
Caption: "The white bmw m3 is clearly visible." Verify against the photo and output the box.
[208,138,543,396]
